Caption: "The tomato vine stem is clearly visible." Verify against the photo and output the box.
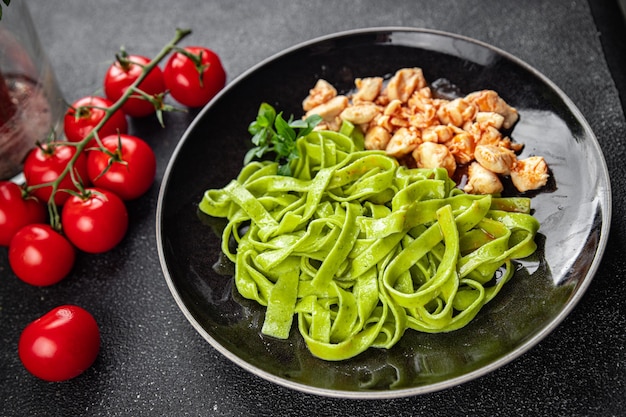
[30,28,193,230]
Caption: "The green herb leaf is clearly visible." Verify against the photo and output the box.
[298,114,323,137]
[274,113,295,142]
[244,146,264,165]
[245,103,322,176]
[258,102,276,122]
[277,163,292,176]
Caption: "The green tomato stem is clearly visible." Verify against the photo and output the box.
[40,28,193,230]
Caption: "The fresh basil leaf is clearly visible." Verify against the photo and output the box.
[277,163,292,176]
[289,119,308,129]
[258,103,276,124]
[273,139,289,157]
[250,128,269,146]
[305,114,323,128]
[243,148,258,165]
[274,113,295,142]
[248,121,260,135]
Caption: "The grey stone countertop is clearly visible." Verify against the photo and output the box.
[1,1,624,416]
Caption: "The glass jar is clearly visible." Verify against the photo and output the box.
[0,1,64,180]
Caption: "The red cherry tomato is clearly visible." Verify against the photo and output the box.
[8,224,75,286]
[61,188,128,253]
[103,54,166,118]
[19,305,100,382]
[163,46,226,108]
[23,143,89,206]
[0,181,47,246]
[64,96,128,144]
[86,134,156,200]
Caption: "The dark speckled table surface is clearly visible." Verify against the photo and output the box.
[1,1,625,416]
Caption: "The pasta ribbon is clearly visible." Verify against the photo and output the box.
[199,128,540,361]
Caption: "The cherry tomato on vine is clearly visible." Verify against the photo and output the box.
[0,181,47,246]
[19,305,100,382]
[64,96,128,144]
[61,188,128,254]
[163,46,226,108]
[86,134,156,200]
[103,53,166,118]
[23,143,89,206]
[8,224,75,286]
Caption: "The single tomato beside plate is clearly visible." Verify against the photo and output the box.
[19,305,100,382]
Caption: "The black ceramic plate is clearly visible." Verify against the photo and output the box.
[156,28,611,398]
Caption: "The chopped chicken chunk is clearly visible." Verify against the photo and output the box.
[474,145,517,175]
[385,68,427,103]
[412,142,456,178]
[302,79,337,111]
[464,162,504,194]
[465,90,519,129]
[510,156,549,192]
[305,95,348,122]
[353,77,383,102]
[364,125,392,150]
[386,127,421,158]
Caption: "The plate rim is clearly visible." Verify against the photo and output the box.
[156,26,612,399]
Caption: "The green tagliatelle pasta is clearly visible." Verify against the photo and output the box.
[198,127,539,361]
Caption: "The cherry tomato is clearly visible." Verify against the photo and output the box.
[61,188,128,253]
[8,224,75,286]
[103,54,166,118]
[19,305,100,382]
[163,46,226,108]
[0,181,47,246]
[23,143,89,206]
[64,96,128,144]
[86,134,156,200]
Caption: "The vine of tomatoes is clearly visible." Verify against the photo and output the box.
[0,28,226,381]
